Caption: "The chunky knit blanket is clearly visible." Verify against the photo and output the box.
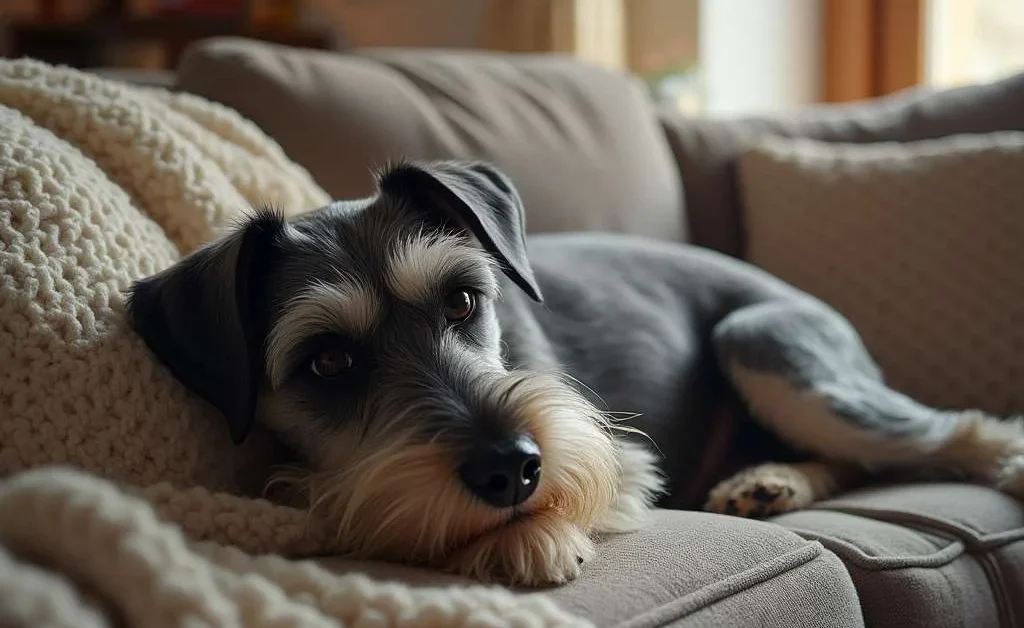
[0,58,589,628]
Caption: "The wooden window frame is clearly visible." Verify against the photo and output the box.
[484,0,626,70]
[824,0,925,102]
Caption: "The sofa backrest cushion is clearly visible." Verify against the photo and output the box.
[175,37,687,243]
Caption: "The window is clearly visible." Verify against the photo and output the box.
[925,0,1024,88]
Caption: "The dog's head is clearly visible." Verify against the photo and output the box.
[126,160,622,582]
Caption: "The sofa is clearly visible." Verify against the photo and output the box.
[91,37,1024,628]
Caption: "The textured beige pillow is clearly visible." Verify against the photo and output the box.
[737,131,1024,416]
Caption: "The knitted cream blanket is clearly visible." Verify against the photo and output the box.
[0,58,589,628]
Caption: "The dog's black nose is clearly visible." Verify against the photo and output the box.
[457,435,542,508]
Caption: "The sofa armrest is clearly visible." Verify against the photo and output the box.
[658,71,1024,257]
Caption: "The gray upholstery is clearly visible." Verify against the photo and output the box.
[776,483,1024,627]
[175,38,687,244]
[316,510,865,628]
[163,38,1024,628]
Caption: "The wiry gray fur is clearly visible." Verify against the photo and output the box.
[126,159,1018,563]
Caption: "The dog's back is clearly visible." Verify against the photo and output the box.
[126,159,1024,585]
[496,231,809,507]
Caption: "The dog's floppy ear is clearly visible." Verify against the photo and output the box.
[377,160,543,302]
[125,210,283,445]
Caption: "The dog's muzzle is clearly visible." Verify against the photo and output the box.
[457,434,541,508]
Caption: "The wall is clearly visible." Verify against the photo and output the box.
[699,0,823,117]
[626,0,699,75]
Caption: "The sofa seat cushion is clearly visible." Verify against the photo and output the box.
[174,37,687,243]
[773,483,1024,628]
[314,509,864,627]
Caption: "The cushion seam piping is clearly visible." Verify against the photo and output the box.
[615,541,824,628]
[805,505,1024,548]
[782,526,966,571]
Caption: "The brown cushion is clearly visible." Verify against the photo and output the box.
[315,509,863,627]
[735,131,1024,415]
[773,483,1024,628]
[174,37,687,242]
[658,71,1024,257]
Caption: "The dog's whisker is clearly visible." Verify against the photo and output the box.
[554,371,610,411]
[132,158,1024,592]
[142,162,673,586]
[427,428,454,447]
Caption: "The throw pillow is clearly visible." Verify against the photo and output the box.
[737,131,1024,415]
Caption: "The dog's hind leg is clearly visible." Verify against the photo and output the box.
[711,299,1024,509]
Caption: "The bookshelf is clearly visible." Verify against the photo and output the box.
[1,0,337,69]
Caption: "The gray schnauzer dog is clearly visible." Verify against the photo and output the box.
[127,160,1024,586]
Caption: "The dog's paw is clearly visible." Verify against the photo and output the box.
[704,463,817,519]
[995,453,1024,499]
[447,511,595,587]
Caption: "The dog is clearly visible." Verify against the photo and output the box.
[126,160,1024,586]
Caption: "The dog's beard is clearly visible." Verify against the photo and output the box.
[269,371,624,583]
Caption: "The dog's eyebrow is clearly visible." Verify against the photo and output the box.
[265,280,379,387]
[386,232,499,303]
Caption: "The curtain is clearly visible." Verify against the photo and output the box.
[824,0,924,102]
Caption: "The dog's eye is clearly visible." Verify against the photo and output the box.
[310,348,354,378]
[443,289,476,322]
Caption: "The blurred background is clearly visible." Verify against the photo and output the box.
[0,0,1022,118]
